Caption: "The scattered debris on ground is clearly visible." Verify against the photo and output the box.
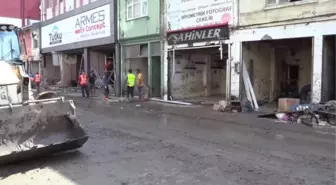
[258,100,336,127]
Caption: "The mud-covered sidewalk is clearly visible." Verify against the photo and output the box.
[0,92,335,185]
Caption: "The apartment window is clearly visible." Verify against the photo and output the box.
[83,0,89,5]
[267,0,303,5]
[33,39,39,49]
[32,33,38,49]
[126,0,148,20]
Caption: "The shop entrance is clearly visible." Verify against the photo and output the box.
[322,35,336,102]
[168,44,228,103]
[242,38,313,111]
[123,42,162,98]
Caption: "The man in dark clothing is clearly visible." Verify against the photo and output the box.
[103,73,110,100]
[104,60,114,86]
[300,84,311,103]
[88,70,96,97]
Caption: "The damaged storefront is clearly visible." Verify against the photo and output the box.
[167,26,230,100]
[232,20,336,113]
[242,38,313,104]
[40,0,119,94]
[166,0,233,102]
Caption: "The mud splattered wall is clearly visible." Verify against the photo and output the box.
[90,51,106,78]
[44,55,61,85]
[243,42,272,101]
[169,52,208,99]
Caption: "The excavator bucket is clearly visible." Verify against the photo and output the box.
[0,98,88,165]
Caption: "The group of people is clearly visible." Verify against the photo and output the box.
[78,69,99,99]
[126,69,144,101]
[78,68,144,101]
[29,67,144,101]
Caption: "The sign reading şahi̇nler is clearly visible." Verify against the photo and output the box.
[167,0,233,31]
[167,26,229,45]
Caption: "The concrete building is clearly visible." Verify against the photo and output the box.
[231,0,336,105]
[19,22,42,75]
[118,0,162,97]
[40,0,119,94]
[0,0,41,75]
[41,0,100,21]
[0,0,40,27]
[164,0,234,100]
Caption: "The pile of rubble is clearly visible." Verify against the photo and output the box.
[259,99,336,127]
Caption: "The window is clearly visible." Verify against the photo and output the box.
[0,31,21,61]
[65,0,74,12]
[32,33,38,49]
[126,0,148,20]
[267,0,303,5]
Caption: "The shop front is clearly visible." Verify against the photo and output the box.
[165,0,233,102]
[40,0,119,94]
[166,25,230,101]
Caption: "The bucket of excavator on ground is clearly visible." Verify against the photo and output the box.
[0,99,88,165]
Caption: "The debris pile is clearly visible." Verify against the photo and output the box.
[213,100,228,112]
[259,100,336,127]
[213,100,242,112]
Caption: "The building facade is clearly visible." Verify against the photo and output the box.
[41,0,100,21]
[0,0,40,27]
[19,23,42,75]
[118,0,162,97]
[231,0,336,104]
[40,0,119,94]
[164,0,234,100]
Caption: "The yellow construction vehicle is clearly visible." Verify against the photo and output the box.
[0,24,88,165]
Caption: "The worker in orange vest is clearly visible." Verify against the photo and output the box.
[34,72,41,93]
[78,71,89,98]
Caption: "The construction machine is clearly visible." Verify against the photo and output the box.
[0,24,88,165]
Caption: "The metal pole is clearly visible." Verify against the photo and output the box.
[172,47,175,81]
[226,43,232,102]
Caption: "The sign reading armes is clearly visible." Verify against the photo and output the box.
[41,4,111,49]
[167,0,233,31]
[74,9,106,37]
[167,26,229,45]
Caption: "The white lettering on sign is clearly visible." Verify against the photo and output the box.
[41,4,111,49]
[167,0,233,31]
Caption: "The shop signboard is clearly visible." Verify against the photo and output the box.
[167,26,229,45]
[41,4,111,49]
[167,0,233,31]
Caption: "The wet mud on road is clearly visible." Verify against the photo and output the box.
[0,100,335,185]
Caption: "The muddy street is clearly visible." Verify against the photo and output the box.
[0,99,335,185]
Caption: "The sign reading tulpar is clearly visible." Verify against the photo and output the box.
[167,0,233,31]
[41,4,111,48]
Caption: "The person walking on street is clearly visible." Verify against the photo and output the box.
[34,72,41,94]
[88,70,96,97]
[103,73,110,100]
[78,71,89,98]
[126,69,136,101]
[136,69,144,101]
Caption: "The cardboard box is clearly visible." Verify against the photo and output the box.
[278,98,300,112]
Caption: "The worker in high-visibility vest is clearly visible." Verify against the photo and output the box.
[34,72,41,93]
[78,71,89,98]
[126,69,136,101]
